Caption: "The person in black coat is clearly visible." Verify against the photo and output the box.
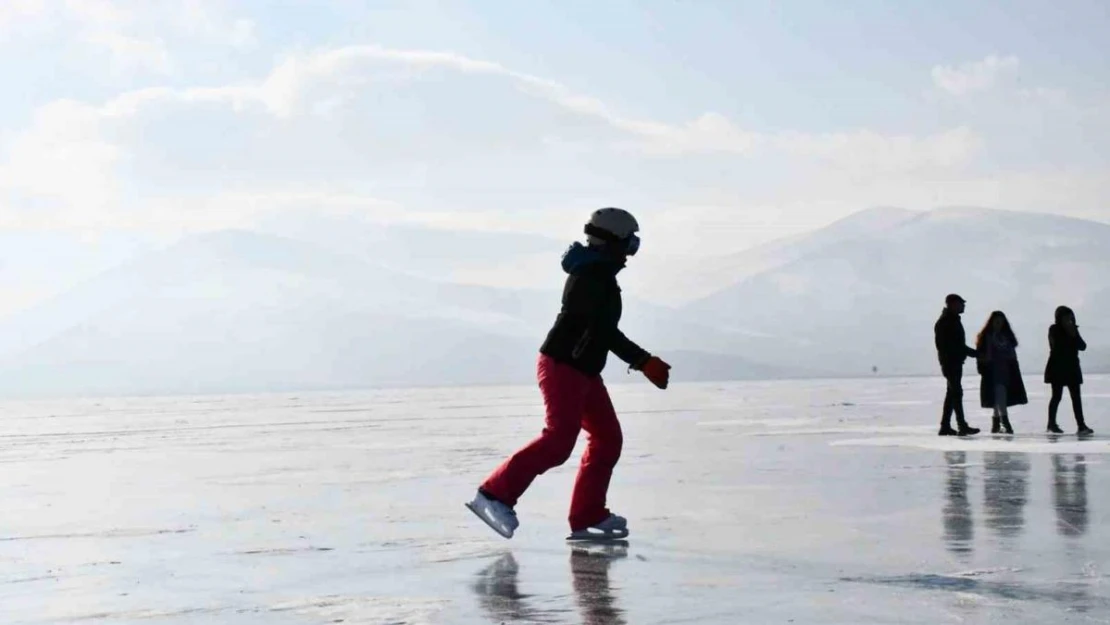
[1044,306,1093,435]
[975,311,1028,434]
[934,294,981,436]
[468,207,672,542]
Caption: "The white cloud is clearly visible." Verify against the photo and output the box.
[74,43,959,169]
[83,31,171,75]
[1018,87,1070,108]
[0,99,122,223]
[775,126,982,172]
[0,0,45,31]
[931,54,1020,95]
[0,0,255,75]
[63,0,130,28]
[178,0,256,48]
[0,41,1101,243]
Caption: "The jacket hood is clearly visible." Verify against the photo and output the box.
[561,242,624,275]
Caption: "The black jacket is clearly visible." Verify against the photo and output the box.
[539,243,650,376]
[976,334,1029,408]
[934,309,976,374]
[1044,324,1086,385]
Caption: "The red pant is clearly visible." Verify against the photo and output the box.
[481,353,623,531]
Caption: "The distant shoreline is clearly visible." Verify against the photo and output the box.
[2,371,1107,404]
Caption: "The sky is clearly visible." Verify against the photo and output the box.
[0,0,1108,314]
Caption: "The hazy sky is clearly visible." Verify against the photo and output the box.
[0,0,1107,309]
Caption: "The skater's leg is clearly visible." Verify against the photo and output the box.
[480,355,587,507]
[568,377,623,531]
[1048,383,1064,432]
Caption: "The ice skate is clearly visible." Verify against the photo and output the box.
[466,489,519,539]
[566,513,629,542]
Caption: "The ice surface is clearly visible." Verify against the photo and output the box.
[1,376,1107,623]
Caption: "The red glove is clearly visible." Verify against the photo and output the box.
[640,355,671,389]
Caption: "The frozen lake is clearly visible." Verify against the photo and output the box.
[1,375,1107,624]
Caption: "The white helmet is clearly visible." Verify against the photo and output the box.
[584,207,640,255]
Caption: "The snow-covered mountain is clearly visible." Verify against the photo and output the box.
[1,205,1104,397]
[638,206,922,304]
[0,229,785,397]
[685,206,1110,376]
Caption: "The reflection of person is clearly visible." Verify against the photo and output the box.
[471,552,541,623]
[942,451,973,557]
[975,311,1027,434]
[934,294,980,436]
[571,544,628,625]
[1053,454,1088,537]
[1044,306,1093,435]
[467,208,671,541]
[983,452,1030,540]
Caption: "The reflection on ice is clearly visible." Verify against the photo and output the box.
[1053,454,1089,538]
[943,451,974,557]
[569,543,628,625]
[471,553,549,623]
[983,452,1029,541]
[471,545,628,625]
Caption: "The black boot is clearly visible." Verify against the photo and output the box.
[1047,419,1063,434]
[991,417,1001,434]
[957,422,980,436]
[1001,415,1013,434]
[1077,421,1094,435]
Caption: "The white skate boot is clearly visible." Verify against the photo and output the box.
[466,490,519,539]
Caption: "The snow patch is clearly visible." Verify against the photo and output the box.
[831,435,1110,454]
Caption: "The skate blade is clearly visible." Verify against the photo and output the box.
[465,502,513,539]
[566,528,629,542]
[569,542,630,558]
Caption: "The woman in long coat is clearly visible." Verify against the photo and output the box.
[1044,305,1093,434]
[976,311,1028,434]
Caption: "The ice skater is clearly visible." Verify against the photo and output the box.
[1044,306,1093,435]
[934,294,981,436]
[466,208,671,540]
[974,310,1027,434]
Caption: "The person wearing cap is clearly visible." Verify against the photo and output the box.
[934,294,981,436]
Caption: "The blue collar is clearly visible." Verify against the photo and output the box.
[561,242,625,275]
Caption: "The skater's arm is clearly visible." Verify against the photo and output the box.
[609,328,650,369]
[564,270,649,368]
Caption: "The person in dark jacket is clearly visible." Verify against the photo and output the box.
[1044,305,1093,435]
[467,208,672,541]
[934,294,981,436]
[974,311,1027,434]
